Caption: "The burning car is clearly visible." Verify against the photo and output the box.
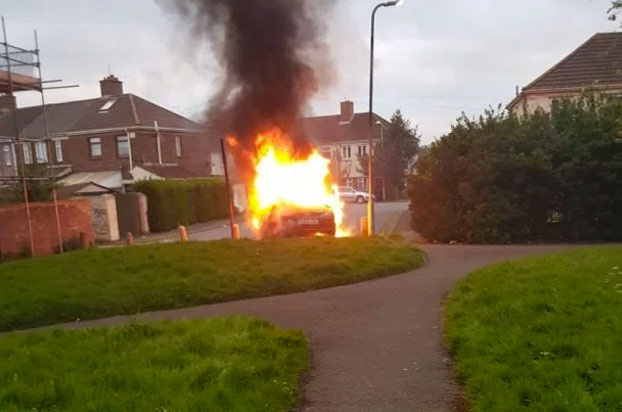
[260,207,336,238]
[236,129,350,239]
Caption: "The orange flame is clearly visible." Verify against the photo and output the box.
[239,129,349,237]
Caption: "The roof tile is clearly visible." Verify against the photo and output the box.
[299,112,389,145]
[524,32,622,91]
[0,93,201,140]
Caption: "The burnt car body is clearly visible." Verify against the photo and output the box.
[261,208,336,237]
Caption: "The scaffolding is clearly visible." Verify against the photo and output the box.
[0,16,78,258]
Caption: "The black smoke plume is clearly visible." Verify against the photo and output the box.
[158,0,333,161]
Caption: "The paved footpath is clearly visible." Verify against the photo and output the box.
[39,243,578,411]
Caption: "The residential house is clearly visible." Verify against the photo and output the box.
[509,32,622,116]
[300,100,390,197]
[0,75,219,190]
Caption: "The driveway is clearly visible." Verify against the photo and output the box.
[44,241,576,411]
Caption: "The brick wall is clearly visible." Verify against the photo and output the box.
[160,132,218,175]
[60,131,215,177]
[61,133,134,174]
[0,198,94,258]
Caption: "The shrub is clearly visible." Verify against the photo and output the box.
[134,179,228,232]
[0,164,55,205]
[407,97,622,243]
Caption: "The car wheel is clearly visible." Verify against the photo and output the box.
[356,195,365,204]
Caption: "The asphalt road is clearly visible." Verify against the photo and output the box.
[341,201,409,235]
[189,201,410,241]
[40,241,578,411]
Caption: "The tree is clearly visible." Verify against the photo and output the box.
[359,110,420,200]
[608,1,622,21]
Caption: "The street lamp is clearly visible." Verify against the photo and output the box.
[368,0,402,236]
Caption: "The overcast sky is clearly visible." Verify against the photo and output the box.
[4,0,619,144]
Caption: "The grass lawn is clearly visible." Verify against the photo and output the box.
[0,316,307,412]
[446,246,622,412]
[0,236,424,332]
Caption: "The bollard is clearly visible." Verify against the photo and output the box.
[79,232,89,249]
[232,223,240,240]
[126,232,134,246]
[360,217,369,237]
[178,225,188,243]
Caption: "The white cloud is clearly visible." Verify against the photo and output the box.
[5,0,619,143]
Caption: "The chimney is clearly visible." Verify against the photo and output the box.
[340,100,354,123]
[0,94,16,114]
[100,74,123,97]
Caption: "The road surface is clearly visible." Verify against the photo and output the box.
[189,201,410,241]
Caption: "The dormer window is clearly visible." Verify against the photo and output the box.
[98,99,118,113]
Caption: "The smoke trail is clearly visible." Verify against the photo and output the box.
[157,0,333,158]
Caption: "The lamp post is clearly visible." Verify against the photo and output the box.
[368,0,402,236]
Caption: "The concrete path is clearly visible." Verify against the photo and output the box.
[41,243,576,412]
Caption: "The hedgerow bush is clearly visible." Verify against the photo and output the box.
[407,96,622,243]
[134,179,228,232]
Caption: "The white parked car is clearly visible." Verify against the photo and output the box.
[337,186,370,203]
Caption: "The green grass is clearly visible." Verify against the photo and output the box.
[446,247,622,412]
[0,316,307,412]
[0,237,424,332]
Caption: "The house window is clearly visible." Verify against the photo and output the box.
[346,178,353,187]
[358,145,367,157]
[55,140,63,163]
[90,137,102,157]
[2,145,12,166]
[175,135,182,157]
[35,141,48,164]
[357,177,366,191]
[342,145,351,159]
[23,143,32,164]
[116,135,129,157]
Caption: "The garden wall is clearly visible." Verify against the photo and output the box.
[115,192,149,237]
[0,198,94,259]
[90,194,120,242]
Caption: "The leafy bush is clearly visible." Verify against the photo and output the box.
[134,179,228,232]
[407,97,622,243]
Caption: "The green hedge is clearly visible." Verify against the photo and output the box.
[407,96,622,243]
[134,179,228,232]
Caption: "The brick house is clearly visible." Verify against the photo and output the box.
[300,100,390,196]
[0,75,219,189]
[508,32,622,116]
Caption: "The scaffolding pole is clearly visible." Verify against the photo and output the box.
[33,29,63,253]
[2,16,35,257]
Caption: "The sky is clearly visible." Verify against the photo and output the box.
[3,0,619,144]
